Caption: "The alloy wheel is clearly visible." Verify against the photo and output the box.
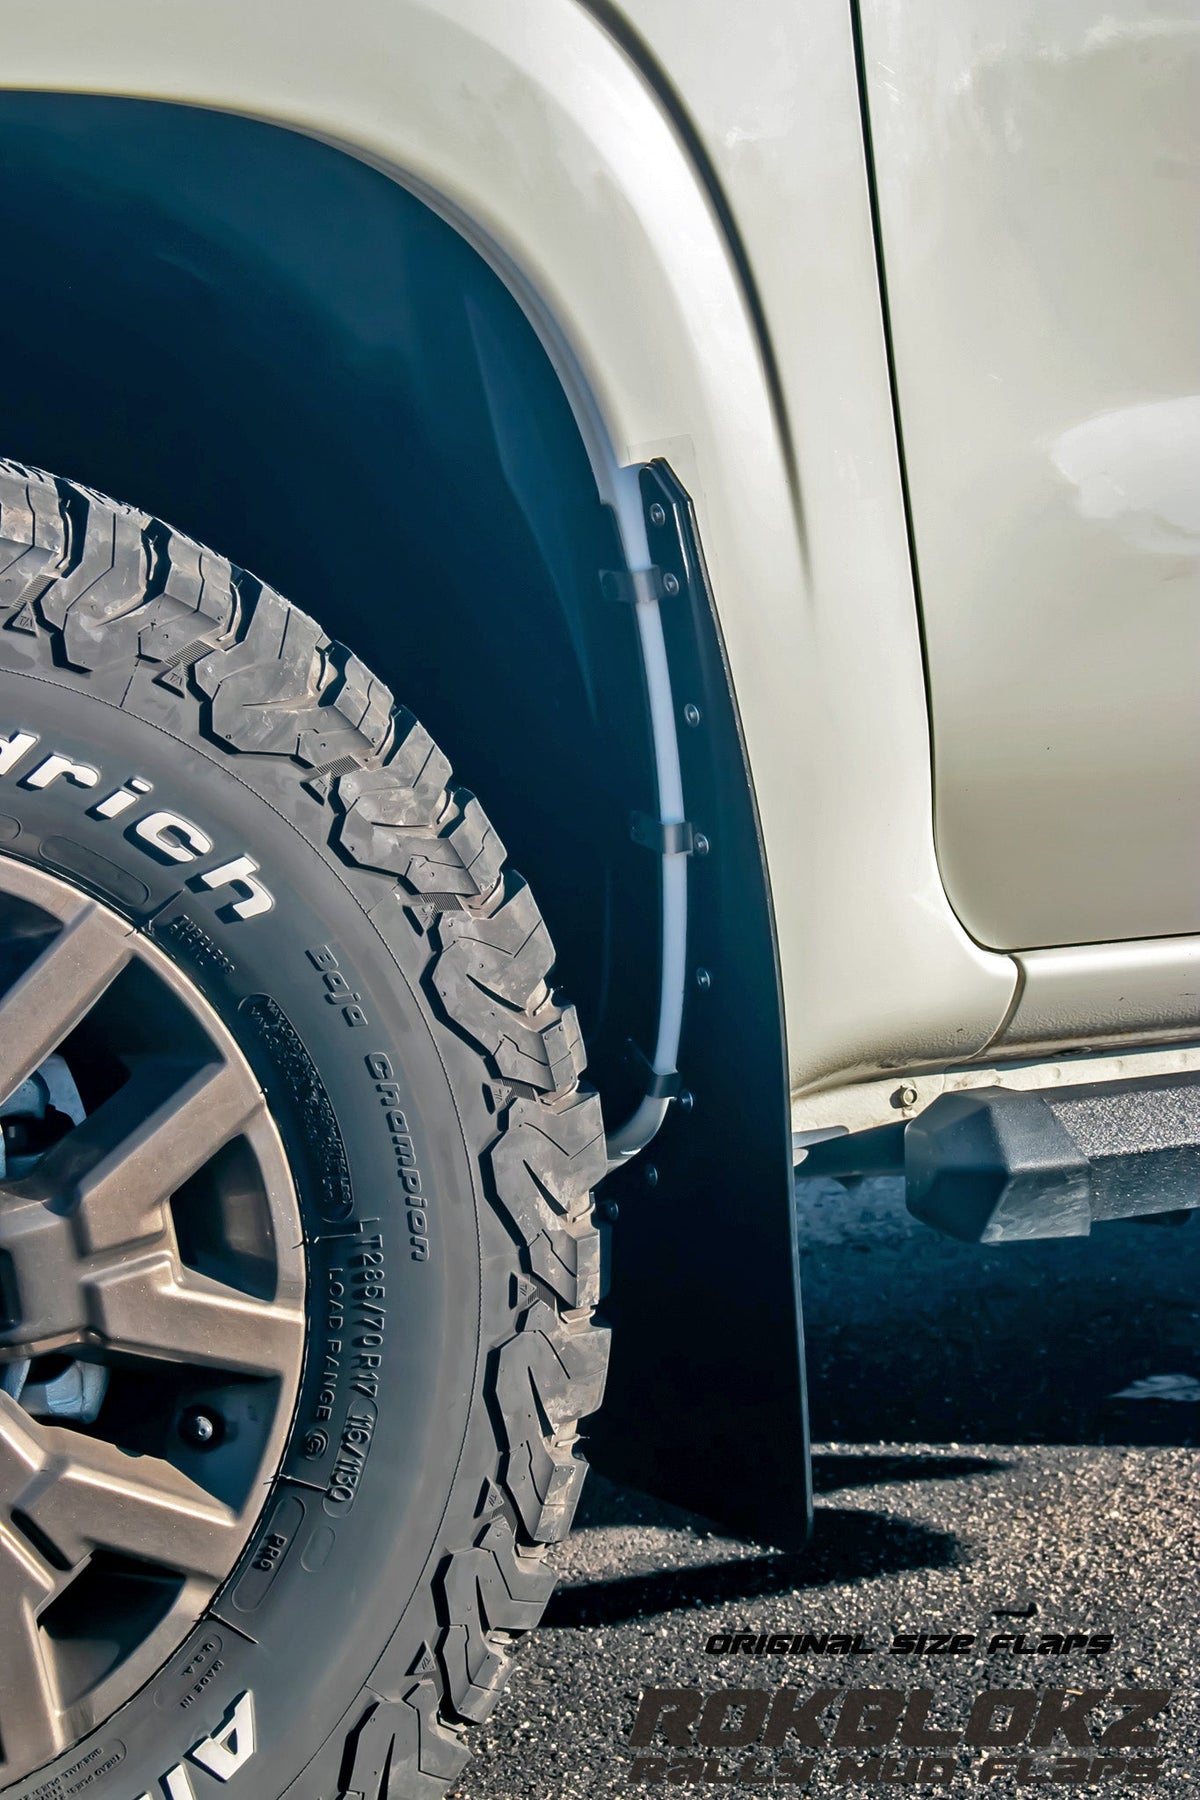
[0,857,304,1783]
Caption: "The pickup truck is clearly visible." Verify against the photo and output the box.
[0,3,1195,1796]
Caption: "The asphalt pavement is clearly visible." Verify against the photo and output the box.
[450,1176,1199,1799]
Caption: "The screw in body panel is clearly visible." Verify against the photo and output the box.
[179,1407,220,1449]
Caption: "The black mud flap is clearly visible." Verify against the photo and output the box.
[587,463,811,1550]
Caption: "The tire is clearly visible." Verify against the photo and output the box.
[0,460,609,1800]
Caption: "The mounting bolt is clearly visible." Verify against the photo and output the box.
[677,1089,695,1113]
[693,832,710,856]
[179,1407,220,1449]
[648,502,667,528]
[892,1084,919,1109]
[683,702,701,727]
[661,571,681,596]
[599,1198,619,1222]
[695,967,712,990]
[645,1163,659,1189]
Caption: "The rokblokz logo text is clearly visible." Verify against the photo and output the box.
[627,1685,1172,1786]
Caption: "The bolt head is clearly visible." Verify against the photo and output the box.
[645,1164,659,1189]
[683,702,701,728]
[893,1084,920,1109]
[693,833,710,856]
[179,1407,219,1448]
[677,1089,695,1112]
[648,502,667,528]
[661,571,680,596]
[695,967,712,990]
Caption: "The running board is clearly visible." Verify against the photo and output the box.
[905,1071,1200,1243]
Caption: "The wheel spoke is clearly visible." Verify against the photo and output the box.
[90,1254,304,1377]
[0,1197,77,1352]
[35,1057,264,1254]
[0,905,132,1109]
[0,1391,240,1776]
[0,1393,240,1579]
[0,1519,65,1773]
[1,1060,271,1356]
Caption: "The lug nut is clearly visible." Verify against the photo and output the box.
[179,1407,221,1449]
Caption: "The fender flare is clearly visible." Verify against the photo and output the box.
[4,0,794,561]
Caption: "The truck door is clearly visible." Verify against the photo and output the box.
[856,0,1200,950]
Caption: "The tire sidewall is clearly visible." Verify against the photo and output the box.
[0,660,489,1800]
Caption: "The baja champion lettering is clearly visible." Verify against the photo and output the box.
[365,1050,433,1260]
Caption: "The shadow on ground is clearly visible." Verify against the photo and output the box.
[796,1177,1200,1447]
[546,1506,962,1627]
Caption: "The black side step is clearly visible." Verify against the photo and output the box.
[905,1071,1200,1243]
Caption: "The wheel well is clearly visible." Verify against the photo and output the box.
[0,92,809,1539]
[0,91,658,1104]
